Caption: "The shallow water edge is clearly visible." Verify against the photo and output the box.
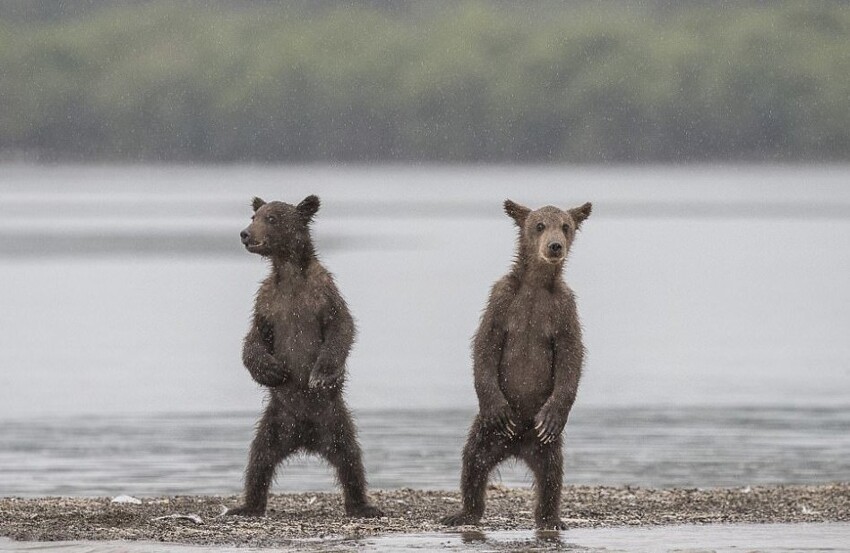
[3,407,849,497]
[2,523,850,552]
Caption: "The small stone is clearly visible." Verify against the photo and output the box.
[110,495,142,505]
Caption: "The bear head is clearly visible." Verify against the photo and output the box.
[504,199,591,267]
[240,195,320,259]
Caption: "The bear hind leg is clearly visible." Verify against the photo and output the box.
[520,437,567,530]
[316,405,384,518]
[226,408,301,517]
[441,417,511,526]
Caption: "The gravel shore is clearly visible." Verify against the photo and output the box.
[1,484,848,548]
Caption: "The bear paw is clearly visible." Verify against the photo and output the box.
[440,510,482,526]
[345,503,384,518]
[536,517,568,530]
[308,371,342,390]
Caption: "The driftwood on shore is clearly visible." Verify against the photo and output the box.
[1,484,848,548]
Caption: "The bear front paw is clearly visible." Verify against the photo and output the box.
[308,370,342,390]
[482,404,517,438]
[254,370,285,387]
[534,405,567,444]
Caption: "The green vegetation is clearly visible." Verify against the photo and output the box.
[1,1,849,162]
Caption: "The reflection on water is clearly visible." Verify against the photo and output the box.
[452,529,571,548]
[366,524,850,552]
[1,407,848,497]
[2,523,849,552]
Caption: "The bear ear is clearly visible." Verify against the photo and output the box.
[297,195,320,222]
[251,197,266,212]
[569,202,592,229]
[504,199,531,227]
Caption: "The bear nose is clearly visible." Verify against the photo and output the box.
[240,229,250,242]
[548,242,563,255]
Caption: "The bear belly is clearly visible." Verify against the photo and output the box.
[498,337,554,421]
[272,322,322,387]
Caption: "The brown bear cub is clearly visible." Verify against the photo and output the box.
[226,195,382,519]
[441,199,591,530]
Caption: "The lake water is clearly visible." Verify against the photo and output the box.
[3,524,850,552]
[0,164,849,496]
[1,407,849,497]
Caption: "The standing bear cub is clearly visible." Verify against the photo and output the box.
[226,195,382,519]
[441,199,591,530]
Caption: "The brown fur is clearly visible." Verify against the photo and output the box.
[226,195,382,519]
[441,199,591,530]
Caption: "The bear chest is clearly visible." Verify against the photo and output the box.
[502,291,560,345]
[257,285,326,329]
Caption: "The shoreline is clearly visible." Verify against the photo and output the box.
[1,484,848,548]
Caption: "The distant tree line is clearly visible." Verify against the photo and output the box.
[1,1,848,162]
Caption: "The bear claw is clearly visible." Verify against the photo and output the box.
[536,518,568,530]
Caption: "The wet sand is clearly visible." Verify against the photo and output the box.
[1,484,848,548]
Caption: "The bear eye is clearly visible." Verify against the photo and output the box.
[536,222,545,232]
[266,215,277,225]
[563,224,571,233]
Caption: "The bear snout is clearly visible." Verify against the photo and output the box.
[241,228,268,253]
[241,228,265,250]
[547,242,563,256]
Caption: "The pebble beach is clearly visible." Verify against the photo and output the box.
[1,484,848,548]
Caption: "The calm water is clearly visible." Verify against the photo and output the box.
[0,165,849,496]
[1,407,849,496]
[3,524,850,552]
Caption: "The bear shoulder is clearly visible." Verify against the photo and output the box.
[551,284,580,335]
[252,276,277,315]
[487,275,519,310]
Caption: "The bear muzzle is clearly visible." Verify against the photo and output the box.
[240,229,266,252]
[541,241,564,263]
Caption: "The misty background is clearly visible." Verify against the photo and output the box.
[0,1,849,495]
[1,0,849,163]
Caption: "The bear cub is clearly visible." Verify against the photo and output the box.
[226,195,382,519]
[441,199,592,530]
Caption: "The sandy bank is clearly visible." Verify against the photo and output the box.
[1,484,847,548]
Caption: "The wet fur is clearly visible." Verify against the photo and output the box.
[441,199,591,530]
[226,195,382,519]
